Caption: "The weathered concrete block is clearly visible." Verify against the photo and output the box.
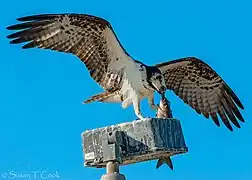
[81,118,188,168]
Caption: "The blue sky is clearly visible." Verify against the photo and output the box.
[1,0,251,180]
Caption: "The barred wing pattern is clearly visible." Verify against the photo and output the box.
[6,14,132,91]
[156,57,244,131]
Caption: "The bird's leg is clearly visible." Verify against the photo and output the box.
[132,96,145,120]
[147,93,158,111]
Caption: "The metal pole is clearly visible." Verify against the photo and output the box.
[101,161,126,180]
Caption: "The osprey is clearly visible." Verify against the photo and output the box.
[6,13,244,131]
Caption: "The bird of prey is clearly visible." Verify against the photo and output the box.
[6,13,245,131]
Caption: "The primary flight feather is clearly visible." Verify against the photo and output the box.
[6,13,245,131]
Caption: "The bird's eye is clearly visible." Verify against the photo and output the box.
[156,75,162,80]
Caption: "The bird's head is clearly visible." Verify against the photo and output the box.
[147,66,166,97]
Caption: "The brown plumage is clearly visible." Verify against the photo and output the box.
[6,14,245,130]
[6,13,129,92]
[83,89,121,104]
[155,57,244,131]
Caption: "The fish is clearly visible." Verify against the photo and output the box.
[156,96,174,170]
[156,96,173,118]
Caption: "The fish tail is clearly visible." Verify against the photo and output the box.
[156,157,173,170]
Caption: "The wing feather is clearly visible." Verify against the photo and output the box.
[217,106,233,131]
[221,98,240,128]
[156,57,244,130]
[7,13,133,91]
[210,112,220,127]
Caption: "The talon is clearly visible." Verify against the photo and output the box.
[139,117,150,121]
[137,113,145,120]
[139,116,145,120]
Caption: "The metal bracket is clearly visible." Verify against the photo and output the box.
[102,131,124,164]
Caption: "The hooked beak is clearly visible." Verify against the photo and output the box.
[158,86,166,99]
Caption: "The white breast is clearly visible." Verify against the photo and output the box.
[120,62,149,106]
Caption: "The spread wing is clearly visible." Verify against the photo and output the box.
[156,57,244,131]
[6,13,133,91]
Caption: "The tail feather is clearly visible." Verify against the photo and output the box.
[83,90,120,104]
